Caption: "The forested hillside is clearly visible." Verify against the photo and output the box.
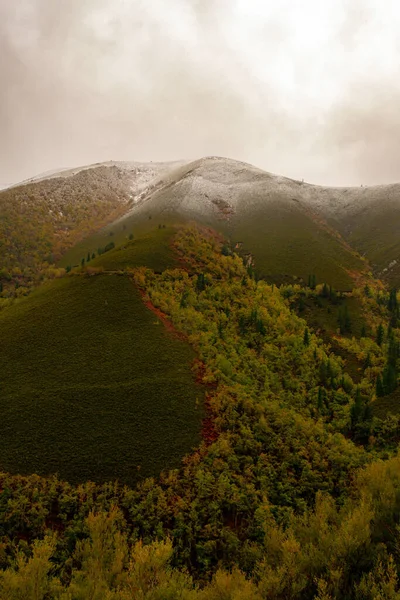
[0,166,132,302]
[1,225,400,598]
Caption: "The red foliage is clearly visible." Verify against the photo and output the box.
[138,289,187,342]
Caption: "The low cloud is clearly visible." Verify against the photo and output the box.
[1,0,400,186]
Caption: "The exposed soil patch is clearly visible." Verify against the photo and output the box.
[137,287,187,342]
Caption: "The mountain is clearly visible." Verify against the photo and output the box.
[1,157,400,596]
[59,156,400,290]
[4,155,400,292]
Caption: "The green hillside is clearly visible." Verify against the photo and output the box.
[63,225,179,273]
[228,202,365,288]
[335,198,400,285]
[0,272,203,485]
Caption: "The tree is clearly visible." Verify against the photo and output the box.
[81,257,85,267]
[376,374,385,397]
[87,252,91,263]
[196,273,206,293]
[92,253,96,260]
[321,283,329,298]
[364,284,372,297]
[317,387,325,410]
[129,233,134,240]
[388,288,398,312]
[303,328,310,346]
[376,323,384,346]
[338,305,351,334]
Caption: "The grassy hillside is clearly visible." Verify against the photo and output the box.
[229,202,365,288]
[62,225,180,273]
[0,273,203,486]
[335,198,400,285]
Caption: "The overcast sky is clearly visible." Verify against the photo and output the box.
[1,0,400,186]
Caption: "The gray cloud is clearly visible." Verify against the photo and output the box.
[1,0,400,186]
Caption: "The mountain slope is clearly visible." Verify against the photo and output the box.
[70,157,366,289]
[4,155,400,297]
[0,161,188,297]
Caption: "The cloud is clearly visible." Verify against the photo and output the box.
[1,0,400,185]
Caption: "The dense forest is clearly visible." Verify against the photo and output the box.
[0,224,400,598]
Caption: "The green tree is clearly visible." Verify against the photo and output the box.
[303,328,310,346]
[338,305,352,334]
[376,323,384,346]
[376,374,385,397]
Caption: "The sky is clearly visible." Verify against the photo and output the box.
[1,0,400,186]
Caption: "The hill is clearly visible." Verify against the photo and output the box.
[0,252,203,486]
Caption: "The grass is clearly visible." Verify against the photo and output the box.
[227,204,366,289]
[60,224,180,273]
[0,274,203,486]
[92,227,178,272]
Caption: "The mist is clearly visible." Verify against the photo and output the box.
[1,0,400,186]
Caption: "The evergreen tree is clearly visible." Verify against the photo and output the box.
[338,305,352,334]
[317,387,324,410]
[388,288,398,312]
[376,323,384,346]
[376,374,385,397]
[81,257,85,267]
[364,283,372,297]
[196,273,206,293]
[303,328,310,346]
[92,253,96,260]
[308,274,317,289]
[351,387,363,428]
[364,352,371,369]
[129,233,134,240]
[87,252,91,263]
